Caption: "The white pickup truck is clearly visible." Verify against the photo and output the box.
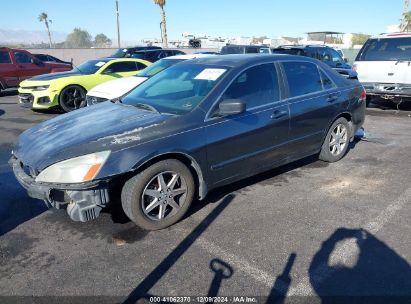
[353,33,411,106]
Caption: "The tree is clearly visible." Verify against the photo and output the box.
[404,11,411,32]
[153,0,168,48]
[94,33,112,47]
[64,28,93,48]
[38,12,53,48]
[351,33,370,46]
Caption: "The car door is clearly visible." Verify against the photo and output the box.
[205,63,290,185]
[281,61,341,158]
[0,49,19,87]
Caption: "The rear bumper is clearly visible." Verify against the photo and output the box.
[362,82,411,99]
[9,156,110,222]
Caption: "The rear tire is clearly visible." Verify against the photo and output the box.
[319,118,350,162]
[121,159,195,230]
[59,85,87,112]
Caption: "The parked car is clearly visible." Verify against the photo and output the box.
[0,47,72,94]
[18,58,150,112]
[220,44,271,54]
[10,55,365,230]
[86,54,215,106]
[110,46,162,58]
[272,45,357,79]
[131,49,186,62]
[34,54,72,66]
[353,33,411,106]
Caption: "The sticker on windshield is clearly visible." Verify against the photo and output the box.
[95,61,106,67]
[194,68,226,81]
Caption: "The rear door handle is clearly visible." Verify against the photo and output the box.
[327,93,340,103]
[270,110,288,119]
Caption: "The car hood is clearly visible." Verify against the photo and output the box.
[29,70,83,81]
[87,76,148,100]
[13,102,170,171]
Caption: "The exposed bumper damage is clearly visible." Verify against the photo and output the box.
[362,82,411,100]
[9,156,110,222]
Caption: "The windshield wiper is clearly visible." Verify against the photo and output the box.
[117,99,159,114]
[395,59,411,65]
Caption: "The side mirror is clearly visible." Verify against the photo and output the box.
[344,58,349,63]
[218,99,246,116]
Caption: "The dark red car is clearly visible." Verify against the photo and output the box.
[0,48,72,94]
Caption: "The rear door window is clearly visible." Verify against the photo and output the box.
[357,37,411,61]
[282,61,324,97]
[0,51,11,64]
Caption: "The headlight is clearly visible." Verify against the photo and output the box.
[35,151,111,184]
[33,85,50,91]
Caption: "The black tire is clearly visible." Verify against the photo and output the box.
[59,85,87,112]
[121,159,195,230]
[319,118,350,163]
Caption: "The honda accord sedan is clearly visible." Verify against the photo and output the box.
[10,55,366,230]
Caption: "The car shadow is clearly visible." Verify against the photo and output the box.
[368,97,411,112]
[309,227,411,303]
[0,89,18,98]
[0,169,48,236]
[187,154,327,218]
[123,195,234,303]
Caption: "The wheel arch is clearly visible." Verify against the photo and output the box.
[130,152,207,200]
[325,112,353,141]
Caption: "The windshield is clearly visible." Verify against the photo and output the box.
[357,38,411,61]
[110,49,127,58]
[137,59,183,78]
[122,63,229,115]
[76,60,109,74]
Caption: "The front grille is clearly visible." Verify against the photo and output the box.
[19,93,34,104]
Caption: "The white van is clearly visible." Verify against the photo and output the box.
[353,33,411,106]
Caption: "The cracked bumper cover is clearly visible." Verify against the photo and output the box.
[9,156,110,222]
[362,82,411,99]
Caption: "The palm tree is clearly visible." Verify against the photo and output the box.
[404,11,411,32]
[38,12,53,48]
[153,0,168,48]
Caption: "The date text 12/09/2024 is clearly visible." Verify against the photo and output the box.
[149,296,258,303]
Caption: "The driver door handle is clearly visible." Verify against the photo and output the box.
[271,110,288,119]
[327,93,340,103]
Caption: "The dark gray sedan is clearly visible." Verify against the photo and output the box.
[10,55,366,230]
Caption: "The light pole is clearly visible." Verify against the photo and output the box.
[116,0,121,47]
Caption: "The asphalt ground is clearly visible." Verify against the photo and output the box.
[0,89,410,303]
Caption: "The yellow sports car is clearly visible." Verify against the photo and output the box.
[18,58,151,112]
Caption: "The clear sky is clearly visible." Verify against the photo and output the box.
[0,0,406,41]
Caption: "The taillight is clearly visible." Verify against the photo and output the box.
[360,89,367,102]
[352,64,357,71]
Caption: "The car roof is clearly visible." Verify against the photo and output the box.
[187,54,317,68]
[133,49,180,53]
[98,57,150,63]
[163,54,215,60]
[275,44,332,49]
[371,32,411,39]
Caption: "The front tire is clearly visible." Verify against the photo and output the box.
[319,118,350,162]
[121,159,195,230]
[59,85,87,112]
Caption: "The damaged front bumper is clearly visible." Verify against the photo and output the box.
[9,156,110,222]
[362,82,411,100]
